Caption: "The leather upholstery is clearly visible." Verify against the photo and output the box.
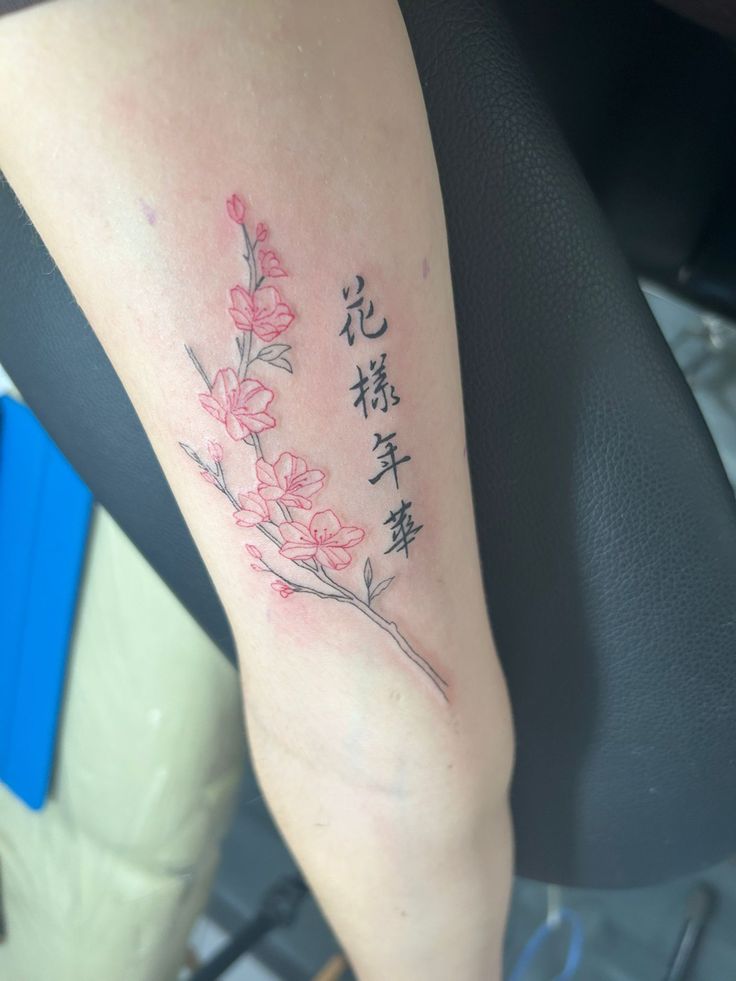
[400,0,736,886]
[1,0,736,887]
[499,0,736,321]
[656,0,736,39]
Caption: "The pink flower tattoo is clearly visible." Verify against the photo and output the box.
[179,193,449,701]
[226,194,246,224]
[199,368,276,440]
[228,285,294,342]
[233,491,272,527]
[257,452,324,510]
[279,509,365,570]
[207,439,224,463]
[259,249,287,279]
[271,579,295,599]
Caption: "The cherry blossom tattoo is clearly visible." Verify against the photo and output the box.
[180,193,449,700]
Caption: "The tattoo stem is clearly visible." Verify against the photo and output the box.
[235,233,270,470]
[241,223,258,294]
[214,463,239,510]
[254,522,282,549]
[238,324,253,380]
[258,554,345,602]
[311,564,448,698]
[186,345,212,390]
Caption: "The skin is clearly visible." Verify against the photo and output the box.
[0,2,514,977]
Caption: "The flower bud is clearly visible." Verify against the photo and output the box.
[226,194,246,224]
[271,579,294,598]
[207,439,224,463]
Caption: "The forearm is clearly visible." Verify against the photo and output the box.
[0,1,513,977]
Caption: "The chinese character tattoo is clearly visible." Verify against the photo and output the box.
[369,431,412,489]
[340,274,389,345]
[350,352,400,418]
[384,500,424,559]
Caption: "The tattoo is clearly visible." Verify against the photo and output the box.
[384,500,424,558]
[179,194,448,700]
[350,352,400,418]
[339,274,424,559]
[340,275,389,345]
[369,432,411,489]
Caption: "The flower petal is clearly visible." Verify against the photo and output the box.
[199,393,225,422]
[240,379,275,414]
[225,412,245,440]
[281,493,313,509]
[279,541,318,561]
[290,468,325,497]
[255,322,288,343]
[234,492,269,525]
[329,525,365,548]
[212,368,237,405]
[278,521,313,545]
[274,451,298,485]
[238,411,276,434]
[316,545,352,570]
[259,249,287,278]
[309,509,342,544]
[272,302,295,331]
[259,485,284,501]
[257,286,280,314]
[256,458,277,488]
[228,286,255,331]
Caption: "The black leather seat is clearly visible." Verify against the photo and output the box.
[1,0,735,888]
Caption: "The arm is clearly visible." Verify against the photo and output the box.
[0,1,513,976]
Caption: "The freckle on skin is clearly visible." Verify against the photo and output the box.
[422,257,430,279]
[139,198,157,225]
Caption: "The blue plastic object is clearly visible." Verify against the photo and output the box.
[507,908,584,981]
[0,396,92,809]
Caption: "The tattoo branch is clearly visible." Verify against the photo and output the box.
[179,195,447,699]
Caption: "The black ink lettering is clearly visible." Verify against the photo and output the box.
[340,274,389,344]
[384,499,423,558]
[350,364,370,418]
[369,432,411,488]
[369,352,400,413]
